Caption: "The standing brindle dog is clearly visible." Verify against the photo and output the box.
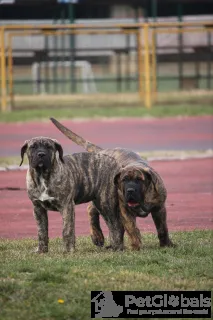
[20,137,125,253]
[50,118,174,249]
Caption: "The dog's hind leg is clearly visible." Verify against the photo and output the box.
[151,206,175,247]
[95,205,124,251]
[101,208,125,251]
[87,202,104,247]
[106,218,125,251]
[89,200,124,251]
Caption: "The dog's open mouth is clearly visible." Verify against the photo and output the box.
[127,201,140,208]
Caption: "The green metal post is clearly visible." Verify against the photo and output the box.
[61,4,66,93]
[143,0,150,22]
[151,0,157,21]
[116,51,122,92]
[44,35,49,93]
[135,6,139,92]
[178,3,183,90]
[69,2,76,93]
[151,0,158,93]
[53,12,58,94]
[207,31,211,90]
[125,5,130,91]
[195,60,200,89]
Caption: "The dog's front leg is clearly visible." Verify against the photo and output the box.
[119,201,142,251]
[33,204,48,253]
[87,202,104,247]
[151,205,175,247]
[62,200,75,253]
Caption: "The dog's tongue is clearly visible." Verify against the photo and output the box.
[128,201,139,207]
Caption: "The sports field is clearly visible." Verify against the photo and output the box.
[0,104,212,319]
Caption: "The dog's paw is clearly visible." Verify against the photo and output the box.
[168,241,177,248]
[91,234,104,247]
[34,246,48,254]
[131,244,141,251]
[105,244,124,251]
[63,247,75,254]
[105,245,113,250]
[160,240,176,248]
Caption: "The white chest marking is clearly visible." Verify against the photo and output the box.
[38,177,55,202]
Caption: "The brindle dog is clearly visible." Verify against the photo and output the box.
[50,118,174,249]
[20,137,125,253]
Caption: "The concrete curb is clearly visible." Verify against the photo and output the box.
[0,165,28,172]
[147,154,213,162]
[0,154,212,172]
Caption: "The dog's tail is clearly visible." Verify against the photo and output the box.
[50,117,103,153]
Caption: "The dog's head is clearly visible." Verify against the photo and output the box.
[114,165,150,208]
[20,137,64,171]
[114,163,163,217]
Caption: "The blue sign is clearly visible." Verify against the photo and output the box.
[58,0,79,3]
[0,0,15,4]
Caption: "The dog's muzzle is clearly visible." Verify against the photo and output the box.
[126,187,141,208]
[31,150,51,170]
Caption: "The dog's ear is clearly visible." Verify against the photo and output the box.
[141,167,156,188]
[141,167,166,205]
[114,172,121,186]
[54,141,64,163]
[20,140,29,166]
[142,169,152,185]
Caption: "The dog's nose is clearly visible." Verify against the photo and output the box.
[38,152,46,158]
[127,188,135,194]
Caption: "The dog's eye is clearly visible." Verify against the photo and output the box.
[30,144,37,149]
[135,177,141,182]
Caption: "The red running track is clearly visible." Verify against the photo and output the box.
[0,116,213,157]
[0,158,212,239]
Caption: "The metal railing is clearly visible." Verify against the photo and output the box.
[1,21,213,111]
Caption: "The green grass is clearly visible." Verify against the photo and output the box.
[1,90,213,122]
[0,231,212,320]
[1,103,213,123]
